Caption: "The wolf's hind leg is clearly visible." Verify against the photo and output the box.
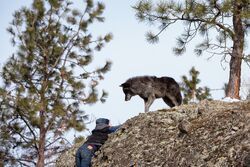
[162,96,175,108]
[165,95,179,107]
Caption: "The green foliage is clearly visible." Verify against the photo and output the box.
[181,67,212,104]
[133,0,249,56]
[0,0,112,166]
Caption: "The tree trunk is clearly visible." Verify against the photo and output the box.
[36,110,46,167]
[226,1,244,99]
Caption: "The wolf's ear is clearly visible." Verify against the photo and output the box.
[120,83,130,88]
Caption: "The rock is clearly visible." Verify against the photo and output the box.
[56,100,250,167]
[92,100,250,166]
[178,119,191,135]
[55,141,84,167]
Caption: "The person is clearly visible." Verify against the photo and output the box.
[75,118,121,167]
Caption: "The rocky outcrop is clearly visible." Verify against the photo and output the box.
[55,141,84,167]
[56,100,250,167]
[92,100,250,167]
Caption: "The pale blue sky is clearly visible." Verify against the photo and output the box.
[1,1,250,138]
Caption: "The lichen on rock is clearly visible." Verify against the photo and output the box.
[92,100,250,167]
[56,100,250,167]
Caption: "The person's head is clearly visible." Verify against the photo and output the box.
[96,118,110,125]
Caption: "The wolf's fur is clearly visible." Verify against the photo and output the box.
[120,76,182,112]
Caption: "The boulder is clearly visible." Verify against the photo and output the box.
[57,100,250,167]
[92,100,250,167]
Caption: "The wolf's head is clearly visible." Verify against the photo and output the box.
[120,82,135,101]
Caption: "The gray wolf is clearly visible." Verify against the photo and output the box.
[120,76,182,112]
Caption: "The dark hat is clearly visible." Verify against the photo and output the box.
[96,118,110,125]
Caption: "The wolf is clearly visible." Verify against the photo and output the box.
[120,76,182,112]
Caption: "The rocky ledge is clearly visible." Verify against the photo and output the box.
[57,100,250,167]
[92,100,250,167]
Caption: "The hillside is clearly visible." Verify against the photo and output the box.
[56,100,250,167]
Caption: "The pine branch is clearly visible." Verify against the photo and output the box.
[5,155,36,167]
[16,107,38,150]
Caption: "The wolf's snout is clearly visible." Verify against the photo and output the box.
[125,95,132,101]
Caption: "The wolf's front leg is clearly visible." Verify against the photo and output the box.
[144,96,155,112]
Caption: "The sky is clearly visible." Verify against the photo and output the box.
[1,0,250,140]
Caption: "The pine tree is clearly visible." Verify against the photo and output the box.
[181,67,212,104]
[134,0,250,99]
[0,0,112,166]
